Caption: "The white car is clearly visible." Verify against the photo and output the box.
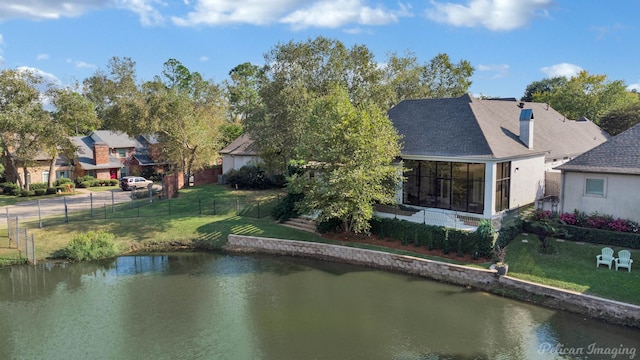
[120,176,153,191]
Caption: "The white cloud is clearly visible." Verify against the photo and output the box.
[0,0,163,26]
[172,0,412,29]
[199,56,209,62]
[477,63,509,78]
[75,61,96,69]
[540,63,583,78]
[426,0,553,31]
[627,83,640,92]
[0,34,4,45]
[36,53,49,60]
[280,0,412,30]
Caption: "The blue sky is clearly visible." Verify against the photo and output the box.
[1,0,638,99]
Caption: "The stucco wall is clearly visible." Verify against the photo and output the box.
[561,172,640,223]
[222,155,258,174]
[227,234,640,328]
[510,156,545,208]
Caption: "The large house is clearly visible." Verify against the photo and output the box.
[387,94,609,221]
[4,130,164,186]
[556,123,640,223]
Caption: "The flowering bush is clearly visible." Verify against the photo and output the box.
[559,210,638,234]
[533,209,553,220]
[559,212,577,225]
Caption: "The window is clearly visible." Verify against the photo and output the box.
[42,170,50,184]
[585,178,606,196]
[403,160,485,214]
[117,148,127,158]
[495,162,511,213]
[56,170,69,180]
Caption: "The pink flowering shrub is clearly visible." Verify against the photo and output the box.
[559,210,638,233]
[533,209,552,220]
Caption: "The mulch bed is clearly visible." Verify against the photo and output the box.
[320,231,490,264]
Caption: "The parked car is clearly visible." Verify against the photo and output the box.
[120,176,153,191]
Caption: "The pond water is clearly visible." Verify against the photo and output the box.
[1,252,639,360]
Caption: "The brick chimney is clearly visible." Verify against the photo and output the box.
[93,143,109,165]
[519,108,534,149]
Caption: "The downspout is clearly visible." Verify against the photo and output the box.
[559,170,566,214]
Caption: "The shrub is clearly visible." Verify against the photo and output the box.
[272,193,303,222]
[20,190,35,197]
[75,175,94,185]
[64,231,119,261]
[532,209,552,220]
[55,178,73,186]
[0,182,20,195]
[226,165,284,190]
[316,217,342,233]
[34,189,46,196]
[46,187,57,195]
[474,219,497,259]
[30,182,47,190]
[108,179,119,186]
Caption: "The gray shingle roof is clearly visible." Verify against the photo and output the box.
[388,94,609,160]
[91,130,141,149]
[219,133,257,156]
[556,123,640,175]
[72,136,122,170]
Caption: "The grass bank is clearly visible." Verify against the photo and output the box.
[505,233,640,305]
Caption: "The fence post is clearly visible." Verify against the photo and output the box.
[15,216,19,249]
[90,192,94,217]
[131,190,134,208]
[38,199,42,228]
[104,203,107,219]
[6,208,10,246]
[24,228,28,262]
[31,234,36,266]
[423,209,426,224]
[64,196,69,223]
[112,191,115,213]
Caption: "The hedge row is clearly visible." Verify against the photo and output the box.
[561,224,640,249]
[368,217,495,259]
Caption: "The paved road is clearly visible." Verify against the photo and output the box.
[0,187,161,226]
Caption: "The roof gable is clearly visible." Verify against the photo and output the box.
[388,94,609,160]
[556,123,640,175]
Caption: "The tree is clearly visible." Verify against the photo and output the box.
[287,86,402,233]
[141,59,228,184]
[599,102,640,136]
[0,68,50,189]
[423,53,474,99]
[245,36,388,173]
[531,71,636,124]
[521,77,567,102]
[383,51,474,107]
[83,56,143,134]
[226,62,264,123]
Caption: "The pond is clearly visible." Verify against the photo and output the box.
[1,252,639,359]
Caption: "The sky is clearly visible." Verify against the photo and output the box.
[0,0,638,99]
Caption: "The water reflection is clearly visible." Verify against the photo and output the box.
[1,253,639,360]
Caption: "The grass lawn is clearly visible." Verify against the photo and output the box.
[505,233,640,305]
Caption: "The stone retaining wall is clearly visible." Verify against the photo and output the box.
[227,234,640,328]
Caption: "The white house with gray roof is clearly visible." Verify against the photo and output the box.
[556,123,640,223]
[387,94,609,221]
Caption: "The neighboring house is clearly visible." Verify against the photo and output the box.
[387,94,609,220]
[72,130,164,180]
[556,123,640,223]
[219,133,260,174]
[5,151,60,186]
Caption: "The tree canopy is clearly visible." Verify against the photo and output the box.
[287,86,402,233]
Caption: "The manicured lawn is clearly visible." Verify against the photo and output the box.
[505,233,640,305]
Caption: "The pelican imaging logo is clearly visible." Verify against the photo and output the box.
[538,343,637,359]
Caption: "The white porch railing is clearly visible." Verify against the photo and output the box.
[375,205,504,231]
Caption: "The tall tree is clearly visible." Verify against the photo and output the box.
[521,77,567,102]
[226,62,264,123]
[142,59,228,184]
[531,71,636,123]
[246,36,388,173]
[0,68,50,189]
[383,51,474,106]
[423,53,474,99]
[83,56,143,133]
[288,86,402,233]
[599,102,640,136]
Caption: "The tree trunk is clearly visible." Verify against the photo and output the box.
[47,157,55,188]
[22,166,30,191]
